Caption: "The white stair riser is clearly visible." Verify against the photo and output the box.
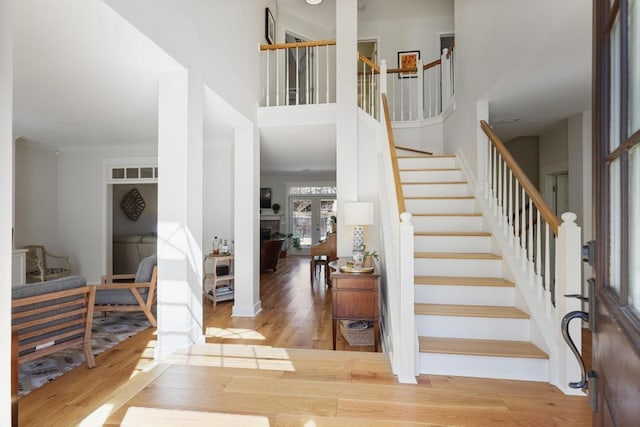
[403,183,470,197]
[405,198,477,214]
[411,215,485,232]
[400,170,462,182]
[415,258,503,277]
[398,157,457,169]
[414,284,515,306]
[416,315,530,341]
[418,353,549,382]
[414,235,492,253]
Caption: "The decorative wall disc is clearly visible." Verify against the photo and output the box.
[120,188,146,221]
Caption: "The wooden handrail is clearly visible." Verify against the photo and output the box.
[382,94,406,213]
[358,53,380,73]
[423,59,441,70]
[259,39,336,51]
[387,67,419,74]
[480,120,560,235]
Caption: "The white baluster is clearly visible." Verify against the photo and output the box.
[514,179,520,256]
[485,138,491,200]
[276,49,280,106]
[544,222,550,292]
[497,156,503,221]
[521,188,527,266]
[536,210,542,289]
[265,49,270,106]
[325,44,329,103]
[508,170,513,245]
[528,198,534,282]
[502,160,508,232]
[417,60,424,120]
[315,46,319,104]
[492,146,498,214]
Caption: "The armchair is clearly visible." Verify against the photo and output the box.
[260,239,285,272]
[93,254,157,327]
[23,244,71,283]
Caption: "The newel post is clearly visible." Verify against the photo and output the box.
[380,59,388,106]
[554,212,584,394]
[441,48,451,110]
[398,212,417,383]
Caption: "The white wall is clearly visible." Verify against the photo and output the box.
[539,120,569,208]
[358,13,454,68]
[14,140,60,249]
[55,146,157,283]
[106,0,276,123]
[203,143,234,254]
[392,120,444,155]
[505,135,540,189]
[112,183,157,236]
[1,0,14,423]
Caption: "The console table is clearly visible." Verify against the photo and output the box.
[330,261,380,351]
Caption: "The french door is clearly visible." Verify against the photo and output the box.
[592,0,640,424]
[290,197,336,249]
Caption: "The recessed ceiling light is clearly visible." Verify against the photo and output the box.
[306,0,323,5]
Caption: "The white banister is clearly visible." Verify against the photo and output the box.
[398,212,417,383]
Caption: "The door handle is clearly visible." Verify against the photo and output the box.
[561,310,589,389]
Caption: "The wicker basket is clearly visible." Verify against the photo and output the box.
[340,320,374,346]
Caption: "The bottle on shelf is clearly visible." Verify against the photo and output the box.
[213,236,219,254]
[230,240,234,254]
[221,239,229,254]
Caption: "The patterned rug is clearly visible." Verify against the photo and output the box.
[18,312,152,396]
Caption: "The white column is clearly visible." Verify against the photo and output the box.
[0,0,14,424]
[232,122,261,317]
[554,212,583,395]
[336,0,358,256]
[156,70,205,360]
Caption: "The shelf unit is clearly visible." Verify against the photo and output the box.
[203,254,234,307]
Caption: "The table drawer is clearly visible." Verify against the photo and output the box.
[333,290,378,318]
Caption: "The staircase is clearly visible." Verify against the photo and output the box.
[397,150,549,382]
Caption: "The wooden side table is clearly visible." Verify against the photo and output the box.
[330,261,380,351]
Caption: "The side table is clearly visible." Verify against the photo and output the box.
[203,254,234,307]
[330,261,380,351]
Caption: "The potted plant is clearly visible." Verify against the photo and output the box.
[330,215,337,233]
[363,250,378,268]
[272,203,281,214]
[272,232,301,258]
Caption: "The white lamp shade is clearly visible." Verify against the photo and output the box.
[343,202,373,226]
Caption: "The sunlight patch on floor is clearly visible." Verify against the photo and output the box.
[205,327,266,340]
[119,407,271,426]
[170,343,296,371]
[78,403,114,427]
[129,339,158,380]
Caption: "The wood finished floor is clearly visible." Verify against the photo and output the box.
[18,256,592,426]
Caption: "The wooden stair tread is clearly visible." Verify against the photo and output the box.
[414,303,529,319]
[412,213,481,217]
[414,275,514,287]
[414,231,491,237]
[402,181,467,185]
[415,252,501,260]
[398,154,455,159]
[399,168,460,172]
[394,145,433,155]
[419,337,548,359]
[405,196,474,200]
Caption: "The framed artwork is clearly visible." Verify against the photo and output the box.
[260,188,272,209]
[397,50,420,79]
[265,8,275,45]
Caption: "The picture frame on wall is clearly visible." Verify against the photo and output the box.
[397,50,420,79]
[265,8,275,45]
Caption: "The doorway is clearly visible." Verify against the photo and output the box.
[290,196,336,255]
[286,31,315,105]
[550,172,569,216]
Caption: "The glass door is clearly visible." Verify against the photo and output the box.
[290,197,336,251]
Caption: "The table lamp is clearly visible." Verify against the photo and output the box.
[344,202,374,265]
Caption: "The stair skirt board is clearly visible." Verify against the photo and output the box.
[400,169,463,181]
[418,353,549,382]
[405,198,477,213]
[416,315,530,341]
[414,284,515,306]
[414,235,492,253]
[414,258,503,277]
[403,183,471,197]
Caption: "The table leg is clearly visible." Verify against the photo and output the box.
[332,318,337,350]
[374,321,380,352]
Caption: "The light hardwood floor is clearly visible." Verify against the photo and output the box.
[18,256,592,426]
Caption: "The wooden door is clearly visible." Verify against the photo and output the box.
[593,0,640,424]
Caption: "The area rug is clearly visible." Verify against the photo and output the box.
[18,312,152,396]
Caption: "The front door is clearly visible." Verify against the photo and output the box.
[593,0,640,424]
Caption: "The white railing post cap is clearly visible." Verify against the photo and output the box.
[400,212,412,223]
[561,212,577,225]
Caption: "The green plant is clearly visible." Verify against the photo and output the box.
[364,250,379,261]
[330,215,337,224]
[272,203,281,213]
[272,232,301,251]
